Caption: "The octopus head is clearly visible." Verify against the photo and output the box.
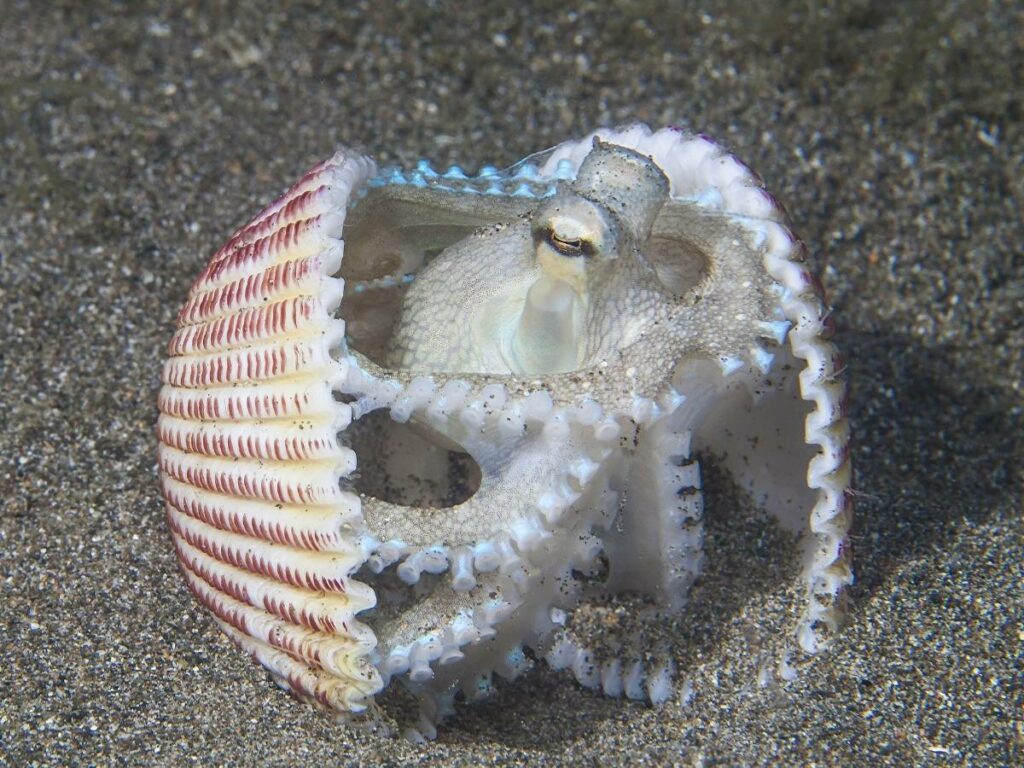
[383,141,672,376]
[516,141,671,373]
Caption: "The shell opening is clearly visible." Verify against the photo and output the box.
[343,409,482,509]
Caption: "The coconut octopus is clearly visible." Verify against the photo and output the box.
[157,125,852,738]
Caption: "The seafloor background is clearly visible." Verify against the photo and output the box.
[1,2,1020,765]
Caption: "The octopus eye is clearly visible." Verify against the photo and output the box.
[542,228,596,258]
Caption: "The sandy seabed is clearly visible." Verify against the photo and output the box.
[1,2,1020,765]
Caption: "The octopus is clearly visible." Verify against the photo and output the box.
[157,125,852,738]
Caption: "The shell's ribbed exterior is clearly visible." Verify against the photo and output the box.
[158,126,853,734]
[157,152,384,713]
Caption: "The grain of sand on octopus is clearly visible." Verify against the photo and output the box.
[157,125,852,738]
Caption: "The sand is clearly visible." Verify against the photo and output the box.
[1,2,1020,765]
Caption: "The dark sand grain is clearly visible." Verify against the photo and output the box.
[1,2,1021,765]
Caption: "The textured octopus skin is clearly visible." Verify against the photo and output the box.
[157,124,852,737]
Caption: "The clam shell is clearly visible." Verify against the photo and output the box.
[157,126,852,726]
[158,153,384,713]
